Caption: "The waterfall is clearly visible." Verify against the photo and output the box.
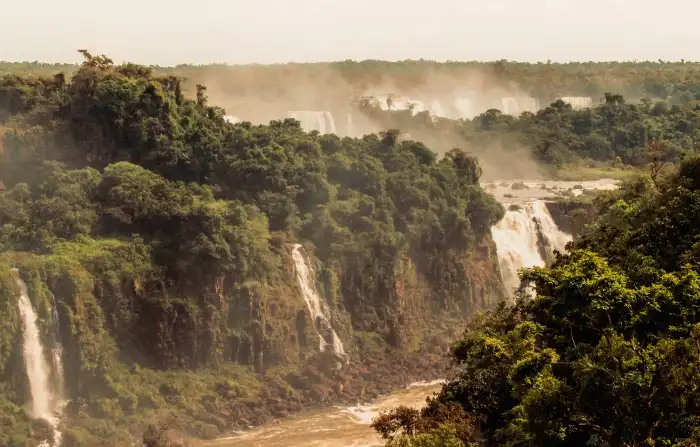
[323,111,336,134]
[14,269,63,446]
[522,97,541,114]
[429,100,446,118]
[560,97,593,110]
[453,98,475,119]
[500,97,520,115]
[347,113,353,137]
[290,244,347,360]
[48,291,65,404]
[224,115,241,124]
[288,111,336,134]
[491,201,572,295]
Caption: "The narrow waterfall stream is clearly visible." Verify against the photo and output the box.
[14,269,64,446]
[291,244,347,358]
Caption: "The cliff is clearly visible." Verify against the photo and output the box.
[545,198,597,238]
[0,230,504,445]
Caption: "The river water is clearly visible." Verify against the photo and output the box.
[202,381,444,447]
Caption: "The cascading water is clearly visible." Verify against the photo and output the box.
[500,97,520,115]
[48,291,65,404]
[429,100,446,118]
[323,111,337,134]
[453,98,475,119]
[491,201,572,295]
[291,244,347,360]
[14,269,64,446]
[560,96,593,109]
[288,111,336,134]
[521,97,540,114]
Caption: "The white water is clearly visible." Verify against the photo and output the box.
[291,245,347,358]
[500,97,539,116]
[501,97,520,115]
[288,111,337,134]
[453,98,475,119]
[521,97,541,114]
[559,96,593,109]
[48,291,65,408]
[14,269,64,446]
[428,100,446,118]
[491,201,572,295]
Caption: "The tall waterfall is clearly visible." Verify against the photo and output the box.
[491,201,572,295]
[291,245,347,359]
[14,269,64,445]
[500,97,520,115]
[288,111,336,134]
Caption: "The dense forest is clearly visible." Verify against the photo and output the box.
[2,52,700,446]
[0,53,506,446]
[372,159,700,445]
[4,57,700,180]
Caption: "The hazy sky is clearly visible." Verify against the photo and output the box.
[1,0,698,65]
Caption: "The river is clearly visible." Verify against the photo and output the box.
[201,179,620,447]
[201,380,444,447]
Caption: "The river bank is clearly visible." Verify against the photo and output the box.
[198,337,452,437]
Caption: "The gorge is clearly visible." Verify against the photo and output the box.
[0,52,674,447]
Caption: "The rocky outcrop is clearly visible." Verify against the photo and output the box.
[545,199,597,238]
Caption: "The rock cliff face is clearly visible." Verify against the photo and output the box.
[0,231,504,444]
[545,200,597,238]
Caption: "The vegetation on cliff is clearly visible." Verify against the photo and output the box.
[0,52,505,446]
[378,159,700,445]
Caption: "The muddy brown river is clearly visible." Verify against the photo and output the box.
[201,380,443,447]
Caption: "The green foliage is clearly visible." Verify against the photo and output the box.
[0,52,506,443]
[384,162,700,446]
[361,95,697,174]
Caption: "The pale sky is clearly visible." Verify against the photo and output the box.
[1,0,698,65]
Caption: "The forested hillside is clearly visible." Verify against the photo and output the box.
[0,53,506,446]
[359,92,700,179]
[4,57,699,180]
[373,159,700,446]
